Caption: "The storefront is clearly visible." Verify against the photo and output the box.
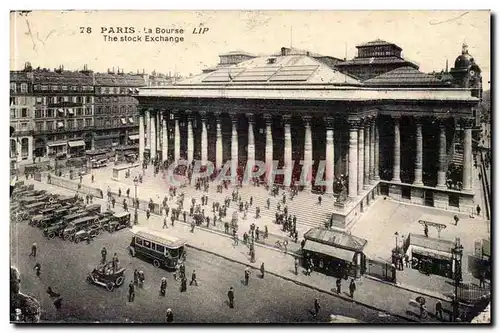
[406,233,454,278]
[47,141,68,158]
[115,145,139,163]
[67,140,86,158]
[302,227,367,278]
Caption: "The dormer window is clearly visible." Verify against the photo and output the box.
[267,58,276,64]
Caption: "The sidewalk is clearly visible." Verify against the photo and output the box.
[24,178,463,323]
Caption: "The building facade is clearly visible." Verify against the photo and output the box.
[135,41,482,227]
[9,66,35,170]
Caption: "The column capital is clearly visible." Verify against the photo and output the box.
[324,116,335,129]
[229,112,238,122]
[199,111,207,120]
[392,115,401,123]
[263,113,273,124]
[414,117,424,125]
[460,117,475,129]
[435,117,447,128]
[282,114,292,123]
[347,117,362,129]
[303,115,312,126]
[246,113,254,123]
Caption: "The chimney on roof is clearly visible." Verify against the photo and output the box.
[24,62,32,71]
[306,51,310,56]
[281,47,289,56]
[142,68,145,74]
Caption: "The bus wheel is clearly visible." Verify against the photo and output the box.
[153,259,160,268]
[74,237,80,244]
[106,282,114,292]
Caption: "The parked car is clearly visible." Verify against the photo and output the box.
[105,212,131,233]
[87,262,126,292]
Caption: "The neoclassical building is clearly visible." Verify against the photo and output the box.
[135,41,482,226]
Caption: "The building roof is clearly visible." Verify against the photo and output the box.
[304,227,367,252]
[357,39,401,50]
[219,50,256,57]
[336,56,417,67]
[33,70,93,85]
[94,73,146,87]
[176,55,361,86]
[364,66,448,86]
[10,71,31,83]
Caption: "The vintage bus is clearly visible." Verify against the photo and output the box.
[128,228,186,269]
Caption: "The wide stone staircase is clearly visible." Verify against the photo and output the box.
[181,183,335,231]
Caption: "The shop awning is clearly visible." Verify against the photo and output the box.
[57,122,64,128]
[68,140,86,148]
[303,240,356,262]
[128,88,133,93]
[412,246,452,261]
[129,134,140,141]
[128,117,134,123]
[67,108,74,114]
[121,118,127,124]
[57,108,64,113]
[47,141,67,147]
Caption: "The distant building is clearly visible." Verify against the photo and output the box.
[335,39,419,80]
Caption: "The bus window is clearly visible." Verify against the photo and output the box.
[156,244,165,253]
[136,237,143,246]
[143,240,151,249]
[169,248,179,257]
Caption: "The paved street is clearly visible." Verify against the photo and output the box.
[10,214,406,323]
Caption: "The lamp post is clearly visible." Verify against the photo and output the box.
[451,238,464,322]
[133,177,139,202]
[394,232,399,250]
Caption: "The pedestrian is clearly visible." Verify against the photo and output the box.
[163,215,168,229]
[435,301,443,320]
[112,253,119,272]
[318,195,322,205]
[266,198,270,209]
[166,308,174,323]
[313,299,321,318]
[126,188,130,198]
[479,271,486,288]
[190,270,198,286]
[146,209,150,220]
[134,269,139,285]
[29,242,37,258]
[191,220,195,233]
[294,258,299,275]
[227,287,235,308]
[336,277,342,294]
[101,247,107,263]
[111,197,116,208]
[180,276,187,292]
[405,254,410,268]
[255,227,260,241]
[128,281,135,302]
[244,266,251,286]
[424,223,429,238]
[260,262,265,279]
[349,279,356,298]
[454,215,460,226]
[34,262,41,277]
[138,270,145,287]
[476,205,481,216]
[118,188,122,197]
[160,277,167,296]
[233,231,239,247]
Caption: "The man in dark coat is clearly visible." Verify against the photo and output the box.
[190,270,198,286]
[227,287,235,308]
[180,276,187,292]
[313,299,321,317]
[244,267,251,286]
[29,243,37,258]
[101,247,107,263]
[336,277,342,294]
[166,308,174,323]
[260,263,265,279]
[349,279,356,298]
[128,281,135,302]
[160,277,167,296]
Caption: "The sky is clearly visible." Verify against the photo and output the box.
[10,10,490,87]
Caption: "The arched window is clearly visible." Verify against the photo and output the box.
[10,139,17,158]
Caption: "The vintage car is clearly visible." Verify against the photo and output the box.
[61,215,100,240]
[44,221,69,239]
[72,226,101,243]
[105,212,131,233]
[84,204,102,215]
[87,262,126,292]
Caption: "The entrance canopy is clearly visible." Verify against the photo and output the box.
[47,141,67,147]
[68,140,86,148]
[303,240,356,262]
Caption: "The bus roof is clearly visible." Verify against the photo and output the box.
[133,228,186,249]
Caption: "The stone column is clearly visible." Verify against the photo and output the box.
[363,120,370,189]
[156,112,161,156]
[265,114,273,185]
[413,118,424,186]
[145,109,150,150]
[186,112,194,163]
[462,118,474,191]
[437,119,447,189]
[369,118,375,184]
[247,113,255,173]
[303,116,313,190]
[374,119,380,181]
[161,113,168,163]
[174,113,180,162]
[392,117,401,182]
[215,113,223,170]
[230,113,238,182]
[150,110,157,160]
[283,115,292,187]
[348,118,360,198]
[139,112,145,162]
[358,121,365,193]
[325,117,335,194]
[200,112,208,165]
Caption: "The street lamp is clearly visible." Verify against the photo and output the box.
[451,238,464,322]
[133,177,139,202]
[394,232,399,250]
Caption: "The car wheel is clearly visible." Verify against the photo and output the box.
[87,275,93,284]
[153,259,161,268]
[115,276,124,286]
[75,237,80,244]
[48,233,55,239]
[63,234,69,241]
[106,282,114,292]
